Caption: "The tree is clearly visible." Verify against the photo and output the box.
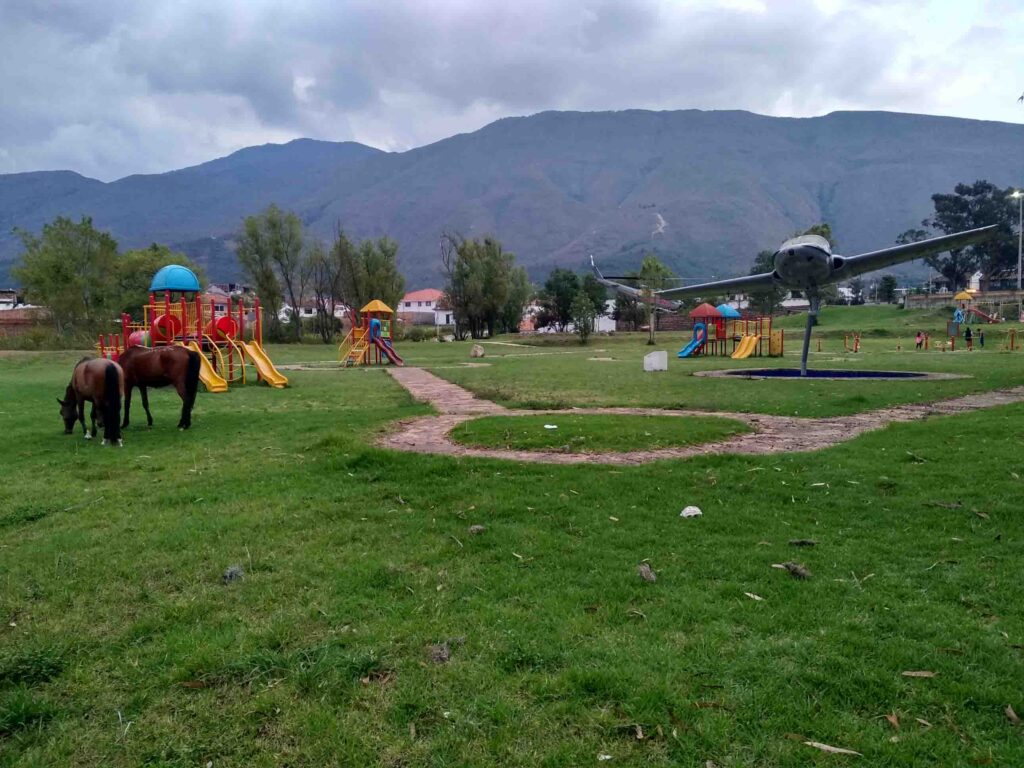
[116,244,204,319]
[900,181,1018,290]
[247,205,308,340]
[571,290,597,344]
[537,268,580,332]
[638,253,673,343]
[336,232,406,320]
[878,275,898,304]
[306,240,343,343]
[848,277,865,305]
[441,233,516,338]
[612,275,645,331]
[13,216,120,334]
[236,208,287,340]
[498,266,532,334]
[580,273,608,317]
[929,181,1017,279]
[746,249,783,315]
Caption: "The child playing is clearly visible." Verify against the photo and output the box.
[915,331,923,350]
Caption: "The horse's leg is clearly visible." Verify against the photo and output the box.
[140,386,153,427]
[122,384,132,429]
[89,403,97,439]
[78,399,90,439]
[174,380,189,429]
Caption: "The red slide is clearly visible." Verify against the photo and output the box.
[966,307,998,323]
[373,337,404,366]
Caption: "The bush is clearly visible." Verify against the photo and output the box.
[406,325,435,342]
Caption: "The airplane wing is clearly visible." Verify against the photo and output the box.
[831,225,998,281]
[655,272,778,301]
[590,256,776,304]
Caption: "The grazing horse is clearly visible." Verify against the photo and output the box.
[58,357,124,445]
[118,345,201,430]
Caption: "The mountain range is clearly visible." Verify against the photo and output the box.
[3,109,1023,288]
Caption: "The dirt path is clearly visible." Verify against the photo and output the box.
[381,367,1024,466]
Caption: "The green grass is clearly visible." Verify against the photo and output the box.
[2,341,1024,766]
[450,413,750,452]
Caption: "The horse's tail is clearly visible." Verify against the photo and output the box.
[182,350,201,424]
[104,361,122,443]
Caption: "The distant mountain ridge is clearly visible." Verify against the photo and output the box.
[3,109,1023,286]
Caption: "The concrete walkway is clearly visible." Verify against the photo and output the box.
[381,367,1024,466]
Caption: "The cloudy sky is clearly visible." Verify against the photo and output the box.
[3,0,1022,181]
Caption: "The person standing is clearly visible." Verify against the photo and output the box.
[965,325,974,351]
[979,328,985,348]
[915,331,923,350]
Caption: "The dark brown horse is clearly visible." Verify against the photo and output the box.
[58,357,124,445]
[118,345,201,430]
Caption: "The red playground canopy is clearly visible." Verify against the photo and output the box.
[689,303,722,318]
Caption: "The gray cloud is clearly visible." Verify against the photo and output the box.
[1,0,1021,181]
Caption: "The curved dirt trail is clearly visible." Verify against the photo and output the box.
[379,367,1024,466]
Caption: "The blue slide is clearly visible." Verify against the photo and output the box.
[678,322,708,358]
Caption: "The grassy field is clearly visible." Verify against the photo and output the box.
[449,414,750,453]
[2,313,1024,766]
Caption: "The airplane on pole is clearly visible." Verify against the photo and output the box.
[591,225,998,376]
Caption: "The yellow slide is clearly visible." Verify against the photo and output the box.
[241,341,288,388]
[731,334,761,360]
[185,341,228,393]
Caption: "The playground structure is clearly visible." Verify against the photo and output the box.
[338,300,405,367]
[96,264,288,392]
[678,303,783,360]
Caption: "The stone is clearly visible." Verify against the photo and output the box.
[470,344,486,358]
[680,505,702,518]
[222,564,244,584]
[637,562,657,582]
[643,350,668,371]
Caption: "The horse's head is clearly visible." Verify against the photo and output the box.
[58,386,76,433]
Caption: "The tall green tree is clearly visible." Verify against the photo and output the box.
[878,275,898,304]
[305,240,342,343]
[498,266,533,334]
[116,244,204,319]
[338,236,405,318]
[13,216,120,334]
[236,206,291,339]
[746,249,783,315]
[580,273,608,317]
[899,181,1018,290]
[441,234,515,338]
[637,253,674,342]
[537,268,580,332]
[571,290,597,344]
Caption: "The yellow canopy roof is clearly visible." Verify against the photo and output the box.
[953,291,973,301]
[360,299,394,314]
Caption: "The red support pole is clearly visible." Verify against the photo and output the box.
[255,297,262,345]
[179,296,187,341]
[194,294,203,340]
[239,299,245,341]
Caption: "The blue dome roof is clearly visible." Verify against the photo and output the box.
[715,303,742,318]
[150,264,201,293]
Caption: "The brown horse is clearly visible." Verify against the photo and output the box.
[118,345,201,430]
[58,357,124,445]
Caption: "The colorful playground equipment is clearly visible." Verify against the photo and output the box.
[96,264,288,391]
[678,303,783,360]
[338,300,405,367]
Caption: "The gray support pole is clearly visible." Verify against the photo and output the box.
[800,294,821,377]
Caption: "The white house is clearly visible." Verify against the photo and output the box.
[399,289,446,326]
[0,289,20,311]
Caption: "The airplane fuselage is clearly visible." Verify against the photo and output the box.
[772,234,834,291]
